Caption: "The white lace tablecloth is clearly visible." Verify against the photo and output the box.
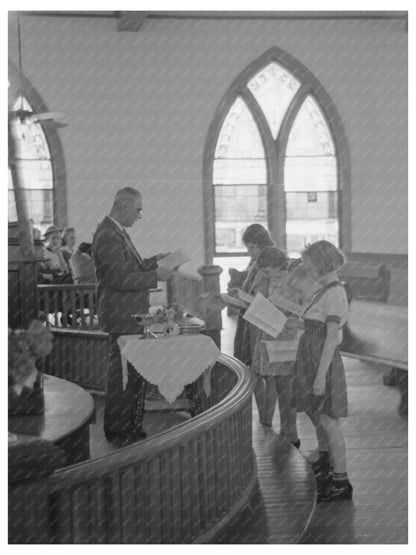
[118,335,220,403]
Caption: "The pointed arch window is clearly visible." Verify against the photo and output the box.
[204,48,350,261]
[8,96,54,233]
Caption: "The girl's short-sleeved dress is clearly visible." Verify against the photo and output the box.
[252,275,300,377]
[293,281,349,417]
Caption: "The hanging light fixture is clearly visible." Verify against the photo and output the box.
[9,15,69,129]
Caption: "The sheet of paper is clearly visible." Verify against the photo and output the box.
[220,293,248,309]
[263,331,302,362]
[236,289,254,304]
[243,292,287,338]
[158,248,190,270]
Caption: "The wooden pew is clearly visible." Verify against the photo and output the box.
[340,299,408,416]
[338,260,391,303]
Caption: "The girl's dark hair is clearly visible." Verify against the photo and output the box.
[256,246,289,271]
[242,224,274,248]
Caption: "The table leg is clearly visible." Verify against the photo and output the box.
[184,383,202,417]
[130,375,147,437]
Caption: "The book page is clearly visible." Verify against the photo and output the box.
[158,249,190,270]
[269,293,303,316]
[243,292,287,338]
[236,289,254,304]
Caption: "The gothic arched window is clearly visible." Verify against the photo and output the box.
[8,96,54,233]
[204,48,350,265]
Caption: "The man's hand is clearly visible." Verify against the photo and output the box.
[154,252,170,261]
[156,267,172,281]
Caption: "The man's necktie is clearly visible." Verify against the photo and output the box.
[122,229,145,267]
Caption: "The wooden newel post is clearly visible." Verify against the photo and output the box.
[197,264,223,348]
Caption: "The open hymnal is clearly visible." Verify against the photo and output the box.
[158,248,190,270]
[243,292,287,338]
[269,293,303,316]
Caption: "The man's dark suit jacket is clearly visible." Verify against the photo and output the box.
[92,216,158,334]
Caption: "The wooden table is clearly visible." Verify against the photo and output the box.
[9,374,95,465]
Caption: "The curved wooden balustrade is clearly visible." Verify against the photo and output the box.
[21,355,256,543]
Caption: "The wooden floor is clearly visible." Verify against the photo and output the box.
[221,312,408,544]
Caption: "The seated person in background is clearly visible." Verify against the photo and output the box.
[29,218,42,241]
[38,225,72,284]
[69,242,96,284]
[61,227,77,265]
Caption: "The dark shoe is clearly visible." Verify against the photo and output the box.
[260,419,273,428]
[290,439,301,449]
[317,479,353,502]
[311,455,330,475]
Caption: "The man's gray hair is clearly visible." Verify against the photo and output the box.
[113,187,142,209]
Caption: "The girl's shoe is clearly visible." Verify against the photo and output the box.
[290,439,301,449]
[317,478,353,502]
[260,419,273,428]
[311,455,330,475]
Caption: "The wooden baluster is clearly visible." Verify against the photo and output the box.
[104,476,121,544]
[133,464,147,543]
[53,290,59,327]
[88,290,96,329]
[79,288,86,328]
[180,443,192,542]
[61,289,68,328]
[71,289,77,329]
[120,468,136,543]
[159,453,171,543]
[189,438,201,537]
[170,447,182,542]
[72,485,86,543]
[205,429,216,524]
[196,435,208,531]
[147,458,162,543]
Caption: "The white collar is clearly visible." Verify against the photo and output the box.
[108,216,125,233]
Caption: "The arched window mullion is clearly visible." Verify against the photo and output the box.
[240,88,277,239]
[272,84,311,249]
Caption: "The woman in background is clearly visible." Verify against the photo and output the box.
[61,227,77,266]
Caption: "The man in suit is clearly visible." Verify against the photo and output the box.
[92,187,171,442]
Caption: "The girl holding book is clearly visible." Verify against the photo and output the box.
[251,246,301,447]
[233,224,277,426]
[293,240,352,502]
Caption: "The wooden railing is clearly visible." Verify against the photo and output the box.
[16,355,256,544]
[38,284,99,329]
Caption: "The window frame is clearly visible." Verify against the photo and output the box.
[202,46,351,262]
[8,61,68,229]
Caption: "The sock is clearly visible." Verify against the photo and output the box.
[332,471,348,486]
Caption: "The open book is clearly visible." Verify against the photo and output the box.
[243,292,287,338]
[158,248,190,270]
[269,293,303,316]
